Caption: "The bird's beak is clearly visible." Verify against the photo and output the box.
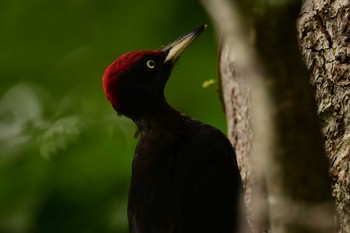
[162,24,207,64]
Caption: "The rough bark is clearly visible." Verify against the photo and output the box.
[298,1,350,232]
[201,0,336,232]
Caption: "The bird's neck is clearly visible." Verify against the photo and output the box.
[133,100,184,133]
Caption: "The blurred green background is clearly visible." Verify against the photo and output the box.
[0,0,226,232]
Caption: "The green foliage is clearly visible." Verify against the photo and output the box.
[0,0,226,232]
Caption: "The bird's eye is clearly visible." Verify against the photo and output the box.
[146,60,156,69]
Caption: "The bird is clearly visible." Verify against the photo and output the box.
[102,24,244,233]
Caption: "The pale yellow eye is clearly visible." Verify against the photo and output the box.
[146,60,156,69]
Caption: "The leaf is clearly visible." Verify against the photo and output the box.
[37,115,83,159]
[201,79,216,88]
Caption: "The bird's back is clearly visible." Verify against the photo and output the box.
[128,115,243,233]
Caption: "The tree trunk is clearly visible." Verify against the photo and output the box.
[298,1,350,232]
[201,0,336,232]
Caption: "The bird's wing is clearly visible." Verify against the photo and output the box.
[174,125,243,233]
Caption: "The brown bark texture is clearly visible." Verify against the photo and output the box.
[201,0,336,232]
[298,1,350,232]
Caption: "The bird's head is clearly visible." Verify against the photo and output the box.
[102,24,207,119]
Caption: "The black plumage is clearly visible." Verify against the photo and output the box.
[102,25,244,233]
